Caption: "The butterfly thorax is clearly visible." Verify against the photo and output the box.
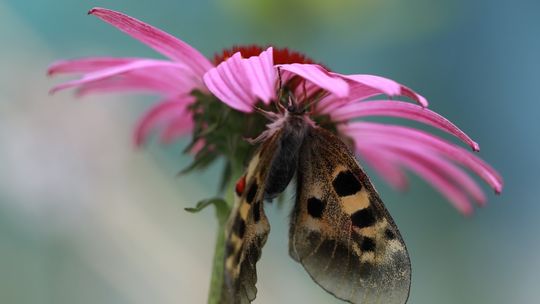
[264,110,313,200]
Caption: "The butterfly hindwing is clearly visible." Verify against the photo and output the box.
[289,127,411,304]
[221,131,283,304]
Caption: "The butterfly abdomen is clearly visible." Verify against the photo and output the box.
[264,114,311,200]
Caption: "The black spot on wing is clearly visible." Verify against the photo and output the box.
[351,207,376,228]
[307,197,325,218]
[246,182,258,204]
[233,218,246,239]
[333,170,362,197]
[253,201,261,222]
[225,241,235,257]
[360,237,376,252]
[385,228,396,240]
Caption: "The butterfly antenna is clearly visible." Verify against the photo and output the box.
[287,95,294,111]
[301,90,324,114]
[275,67,286,113]
[275,97,286,114]
[275,67,289,114]
[277,67,283,96]
[254,106,280,121]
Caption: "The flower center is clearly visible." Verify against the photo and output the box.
[213,45,318,65]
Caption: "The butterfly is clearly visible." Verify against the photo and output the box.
[220,98,411,304]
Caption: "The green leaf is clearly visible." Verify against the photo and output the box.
[185,198,230,224]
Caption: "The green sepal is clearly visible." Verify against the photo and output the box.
[178,147,218,175]
[185,90,267,177]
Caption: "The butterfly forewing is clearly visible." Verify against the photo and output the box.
[221,132,282,303]
[289,127,411,304]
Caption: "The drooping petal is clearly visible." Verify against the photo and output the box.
[377,147,474,215]
[351,131,481,214]
[356,148,408,190]
[316,83,381,114]
[75,65,200,97]
[332,100,480,151]
[74,73,178,97]
[47,57,139,75]
[277,64,349,98]
[355,142,486,213]
[333,73,428,107]
[293,80,326,102]
[401,145,484,203]
[50,59,196,95]
[342,122,503,194]
[203,47,276,112]
[134,95,195,146]
[401,86,428,107]
[48,57,197,96]
[88,7,213,77]
[160,115,194,144]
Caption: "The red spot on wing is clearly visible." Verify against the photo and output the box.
[235,175,247,196]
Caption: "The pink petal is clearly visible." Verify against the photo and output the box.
[401,86,428,107]
[48,57,199,96]
[189,138,206,154]
[88,7,213,77]
[343,122,503,194]
[351,133,477,214]
[334,74,428,107]
[243,47,276,104]
[377,142,484,203]
[47,57,139,75]
[160,116,194,144]
[356,148,408,190]
[203,53,254,112]
[316,83,381,114]
[75,74,177,97]
[379,148,474,215]
[75,65,200,97]
[203,48,276,112]
[50,59,195,94]
[134,95,195,146]
[301,82,325,97]
[277,64,349,98]
[332,100,480,151]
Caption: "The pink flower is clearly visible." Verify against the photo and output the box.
[49,7,213,146]
[49,7,503,214]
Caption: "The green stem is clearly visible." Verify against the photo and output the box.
[207,162,243,304]
[207,217,227,304]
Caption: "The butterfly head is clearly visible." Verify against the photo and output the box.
[285,96,307,116]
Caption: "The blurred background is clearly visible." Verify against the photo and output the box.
[0,0,538,303]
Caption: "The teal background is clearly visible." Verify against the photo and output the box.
[0,0,538,303]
